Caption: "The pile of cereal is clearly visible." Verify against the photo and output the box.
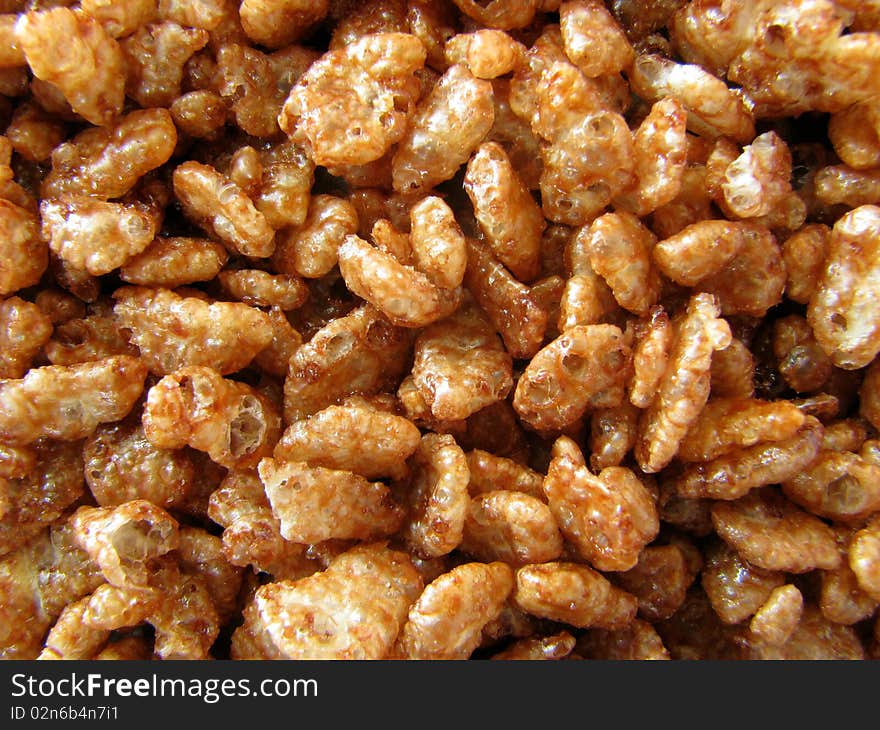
[0,0,879,661]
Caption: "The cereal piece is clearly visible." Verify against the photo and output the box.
[71,500,179,588]
[629,307,671,408]
[252,307,303,379]
[240,0,327,48]
[41,108,177,200]
[828,99,880,170]
[588,401,639,471]
[143,365,281,470]
[408,195,467,289]
[461,490,563,565]
[39,598,112,661]
[371,218,412,263]
[464,238,548,359]
[393,64,494,195]
[273,195,359,279]
[274,398,420,480]
[584,211,661,316]
[543,436,659,571]
[450,0,537,30]
[466,449,544,500]
[45,300,137,366]
[722,131,793,219]
[821,419,868,453]
[232,542,422,659]
[711,338,755,398]
[400,433,469,558]
[120,237,228,288]
[94,636,153,661]
[491,631,576,660]
[80,0,157,38]
[251,139,315,231]
[0,297,52,379]
[40,197,157,277]
[652,220,748,287]
[862,360,880,431]
[5,101,65,164]
[636,293,732,473]
[514,561,637,629]
[34,290,86,326]
[514,324,631,432]
[820,532,877,626]
[749,584,803,646]
[399,561,513,659]
[170,89,227,139]
[651,164,714,238]
[807,205,880,369]
[158,0,226,31]
[328,0,408,49]
[773,314,833,394]
[741,606,864,660]
[217,269,308,311]
[281,33,425,167]
[613,544,689,622]
[177,525,244,624]
[814,164,880,208]
[15,8,124,126]
[284,304,411,422]
[0,199,46,296]
[445,30,524,79]
[0,443,35,480]
[0,356,146,445]
[406,0,457,71]
[711,488,841,573]
[576,619,670,660]
[559,0,633,78]
[849,517,880,601]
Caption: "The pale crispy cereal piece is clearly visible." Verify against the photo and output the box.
[39,598,111,660]
[0,356,146,445]
[45,300,137,366]
[0,14,22,69]
[120,237,228,288]
[177,525,243,624]
[80,0,158,38]
[409,195,467,289]
[461,490,563,565]
[158,0,227,31]
[652,220,748,287]
[15,8,124,126]
[143,366,281,470]
[514,561,637,629]
[41,108,177,200]
[862,360,880,431]
[559,0,633,78]
[338,234,461,328]
[722,131,793,219]
[400,561,513,659]
[170,90,227,139]
[284,305,411,422]
[741,606,864,660]
[280,33,425,167]
[445,30,524,79]
[464,238,548,359]
[0,297,52,379]
[711,488,842,573]
[629,307,671,408]
[650,164,714,238]
[828,99,880,170]
[371,218,412,263]
[34,289,86,327]
[0,199,46,296]
[252,139,315,231]
[274,398,420,480]
[393,64,494,195]
[240,0,328,48]
[711,338,755,398]
[636,293,732,473]
[588,401,639,471]
[629,54,755,143]
[749,584,803,646]
[217,269,308,311]
[5,101,66,163]
[514,324,631,432]
[273,195,359,279]
[584,211,661,316]
[465,449,544,500]
[0,443,35,479]
[820,531,877,625]
[40,197,157,276]
[814,164,880,208]
[491,631,575,660]
[807,205,880,369]
[849,516,880,601]
[613,544,689,622]
[576,619,670,660]
[232,542,422,659]
[773,314,833,393]
[71,500,179,588]
[400,433,469,558]
[411,299,512,421]
[668,0,752,77]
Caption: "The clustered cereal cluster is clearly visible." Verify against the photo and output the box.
[0,0,879,661]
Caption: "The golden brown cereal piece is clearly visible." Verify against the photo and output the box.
[120,237,228,288]
[668,0,752,77]
[273,195,359,279]
[338,234,461,328]
[406,0,457,71]
[274,398,420,481]
[701,540,785,625]
[514,324,630,432]
[711,488,841,574]
[252,307,303,380]
[170,89,227,139]
[281,33,425,167]
[445,30,524,79]
[410,300,512,421]
[814,165,880,208]
[514,561,637,629]
[862,360,880,431]
[652,220,748,287]
[0,199,46,296]
[636,293,732,473]
[399,561,513,659]
[584,211,660,316]
[328,0,409,50]
[773,314,833,394]
[408,196,467,289]
[45,301,138,366]
[284,304,411,422]
[741,606,864,660]
[588,402,639,471]
[488,77,544,190]
[15,8,124,126]
[113,287,272,376]
[393,64,494,195]
[450,0,537,30]
[629,54,754,143]
[259,458,403,544]
[748,584,803,646]
[240,0,327,48]
[40,197,157,277]
[722,131,793,219]
[807,205,880,369]
[828,98,880,170]
[850,517,880,601]
[158,0,228,32]
[613,544,690,622]
[0,356,147,445]
[400,433,469,558]
[177,525,243,624]
[39,598,112,661]
[143,365,281,470]
[461,490,563,566]
[650,164,714,238]
[80,0,157,37]
[34,290,87,327]
[559,0,633,78]
[232,542,422,659]
[217,269,308,311]
[0,297,52,379]
[629,307,671,408]
[71,500,179,589]
[0,14,23,69]
[94,635,153,661]
[491,631,576,660]
[5,101,66,163]
[0,443,35,480]
[821,419,868,454]
[820,536,877,626]
[464,238,548,359]
[576,619,670,660]
[371,218,413,263]
[711,338,755,398]
[250,139,315,232]
[466,449,544,500]
[48,255,100,305]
